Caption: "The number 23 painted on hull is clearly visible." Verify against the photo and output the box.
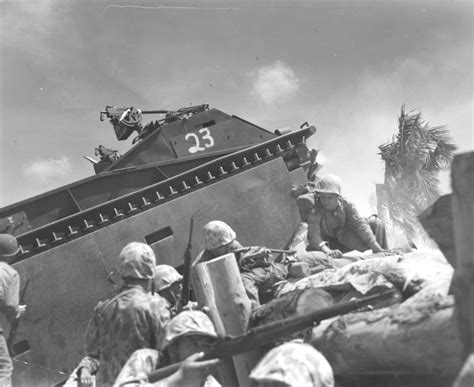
[185,128,215,153]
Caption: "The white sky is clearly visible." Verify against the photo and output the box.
[0,0,472,215]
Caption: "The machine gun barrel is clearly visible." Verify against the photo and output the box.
[144,288,396,383]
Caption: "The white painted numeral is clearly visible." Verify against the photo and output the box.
[185,128,215,154]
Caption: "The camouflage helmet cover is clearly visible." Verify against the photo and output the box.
[203,220,236,251]
[162,310,217,350]
[154,265,183,291]
[315,174,342,195]
[116,242,156,279]
[0,234,20,258]
[249,342,334,387]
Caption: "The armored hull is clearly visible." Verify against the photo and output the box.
[0,106,316,385]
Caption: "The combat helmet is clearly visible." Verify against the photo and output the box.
[115,242,156,280]
[203,220,236,251]
[162,310,217,350]
[249,342,334,387]
[315,174,341,195]
[154,265,183,292]
[0,234,20,259]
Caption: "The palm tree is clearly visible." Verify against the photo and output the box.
[377,106,456,246]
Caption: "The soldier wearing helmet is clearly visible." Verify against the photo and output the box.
[195,221,328,309]
[0,234,27,386]
[249,342,334,387]
[79,242,170,386]
[114,310,221,387]
[193,220,243,264]
[154,265,185,317]
[297,174,387,257]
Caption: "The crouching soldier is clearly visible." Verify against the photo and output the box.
[114,310,221,387]
[195,221,327,309]
[298,174,388,258]
[249,342,334,387]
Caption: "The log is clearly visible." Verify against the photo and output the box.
[308,293,462,376]
[419,194,456,267]
[451,152,474,360]
[192,253,260,387]
[250,287,333,328]
[278,249,453,299]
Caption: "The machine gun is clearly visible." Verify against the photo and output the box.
[142,288,396,383]
[100,104,210,142]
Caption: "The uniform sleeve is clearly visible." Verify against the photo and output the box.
[0,269,20,323]
[306,211,325,251]
[344,201,377,247]
[148,297,170,351]
[296,193,316,222]
[113,348,160,387]
[83,305,101,359]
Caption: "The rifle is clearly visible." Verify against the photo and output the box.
[181,217,194,308]
[233,247,296,255]
[7,278,30,356]
[233,247,296,271]
[145,289,396,383]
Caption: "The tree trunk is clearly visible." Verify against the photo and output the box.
[308,293,462,376]
[451,151,474,360]
[192,253,260,387]
[419,194,455,267]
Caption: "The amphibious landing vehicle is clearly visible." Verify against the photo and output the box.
[0,105,317,385]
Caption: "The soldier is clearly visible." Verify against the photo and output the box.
[249,342,334,387]
[298,174,388,258]
[78,242,170,385]
[154,265,186,317]
[154,265,182,306]
[114,310,221,387]
[194,221,328,308]
[193,221,243,264]
[0,234,27,386]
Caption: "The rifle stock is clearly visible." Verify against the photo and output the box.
[147,288,396,383]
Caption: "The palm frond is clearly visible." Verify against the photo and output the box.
[377,105,456,244]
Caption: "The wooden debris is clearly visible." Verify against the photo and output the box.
[192,253,260,387]
[419,194,455,267]
[451,152,474,360]
[250,287,333,327]
[309,293,461,377]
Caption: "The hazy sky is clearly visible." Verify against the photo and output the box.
[1,0,472,215]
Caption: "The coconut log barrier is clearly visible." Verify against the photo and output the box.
[191,253,256,386]
[146,287,396,383]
